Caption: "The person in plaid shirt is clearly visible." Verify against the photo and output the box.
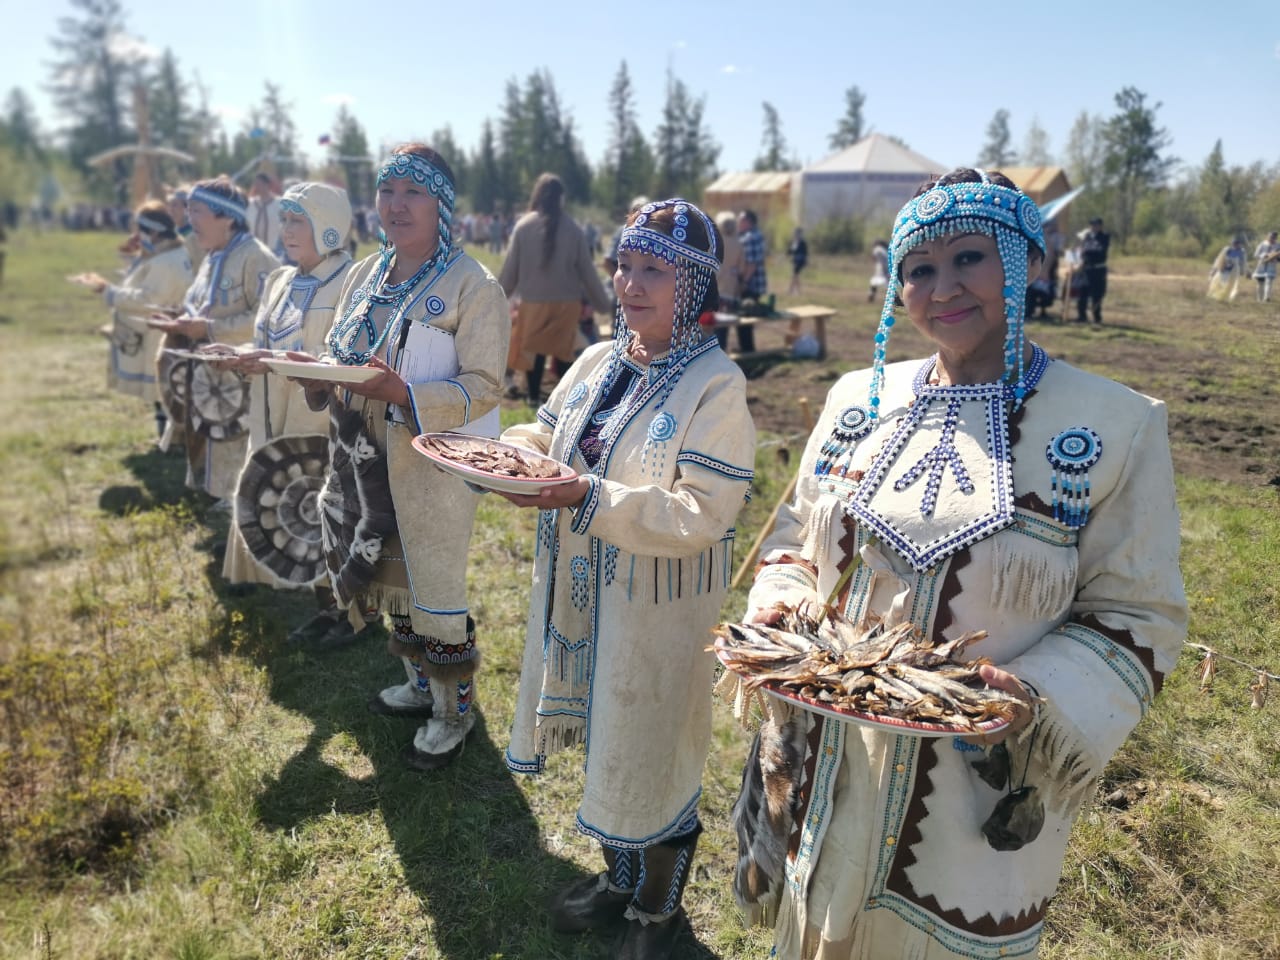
[736,209,767,352]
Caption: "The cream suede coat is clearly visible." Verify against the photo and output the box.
[504,338,756,846]
[327,249,509,655]
[222,253,354,586]
[747,352,1187,959]
[182,231,280,497]
[104,240,192,402]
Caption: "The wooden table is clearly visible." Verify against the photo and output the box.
[714,304,836,360]
[599,303,837,361]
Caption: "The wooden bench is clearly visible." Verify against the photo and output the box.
[599,304,837,362]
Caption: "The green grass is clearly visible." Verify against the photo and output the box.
[1,231,1279,958]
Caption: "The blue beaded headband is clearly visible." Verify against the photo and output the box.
[189,185,247,226]
[376,153,456,209]
[618,200,722,271]
[376,152,456,260]
[869,171,1046,418]
[136,214,170,235]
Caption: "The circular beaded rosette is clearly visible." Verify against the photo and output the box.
[188,363,251,440]
[234,434,329,585]
[318,403,397,607]
[1045,427,1103,470]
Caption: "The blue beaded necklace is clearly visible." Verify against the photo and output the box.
[328,246,448,365]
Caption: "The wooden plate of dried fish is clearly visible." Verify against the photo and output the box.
[411,433,578,494]
[712,612,1019,738]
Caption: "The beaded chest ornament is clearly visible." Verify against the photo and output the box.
[327,153,456,365]
[1045,427,1102,528]
[868,171,1046,419]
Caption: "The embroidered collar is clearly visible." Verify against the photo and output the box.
[846,345,1051,572]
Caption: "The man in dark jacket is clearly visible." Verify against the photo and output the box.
[1077,217,1110,324]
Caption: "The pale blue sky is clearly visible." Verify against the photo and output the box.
[2,0,1276,179]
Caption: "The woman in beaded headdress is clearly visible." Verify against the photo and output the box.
[217,182,355,635]
[70,199,193,436]
[498,199,756,959]
[151,175,280,500]
[290,143,510,769]
[729,169,1187,960]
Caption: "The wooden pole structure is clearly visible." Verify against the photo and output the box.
[731,396,814,591]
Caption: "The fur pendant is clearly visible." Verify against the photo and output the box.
[320,403,396,606]
[731,712,809,922]
[234,433,329,585]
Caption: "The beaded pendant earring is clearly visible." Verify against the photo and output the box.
[1045,427,1103,528]
[815,405,874,477]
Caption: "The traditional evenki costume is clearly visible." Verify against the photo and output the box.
[223,183,355,633]
[734,174,1187,959]
[102,212,193,435]
[502,200,755,957]
[170,186,279,498]
[323,151,509,768]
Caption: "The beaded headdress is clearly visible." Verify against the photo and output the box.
[376,152,455,261]
[611,198,721,407]
[189,185,248,227]
[588,197,721,453]
[280,181,353,254]
[869,170,1046,418]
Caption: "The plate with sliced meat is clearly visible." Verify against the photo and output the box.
[411,433,579,494]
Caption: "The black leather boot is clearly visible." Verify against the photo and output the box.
[548,844,635,933]
[616,824,701,959]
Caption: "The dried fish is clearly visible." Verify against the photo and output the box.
[711,609,1027,732]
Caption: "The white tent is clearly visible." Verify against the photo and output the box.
[794,134,946,229]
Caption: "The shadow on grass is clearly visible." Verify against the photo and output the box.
[228,617,731,959]
[100,447,201,515]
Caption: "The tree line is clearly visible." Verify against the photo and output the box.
[2,0,1276,254]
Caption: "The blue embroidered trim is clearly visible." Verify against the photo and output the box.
[575,789,702,850]
[548,621,591,653]
[570,474,601,535]
[444,379,470,424]
[675,450,754,480]
[184,230,251,318]
[504,748,544,775]
[537,405,558,430]
[1058,623,1154,712]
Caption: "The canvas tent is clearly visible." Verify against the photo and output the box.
[701,171,793,224]
[793,134,946,229]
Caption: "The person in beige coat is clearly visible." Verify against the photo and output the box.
[499,173,613,404]
[499,199,755,959]
[74,200,193,436]
[151,176,279,502]
[219,182,356,640]
[292,144,510,769]
[733,169,1187,960]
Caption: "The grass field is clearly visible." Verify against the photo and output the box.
[1,229,1279,959]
